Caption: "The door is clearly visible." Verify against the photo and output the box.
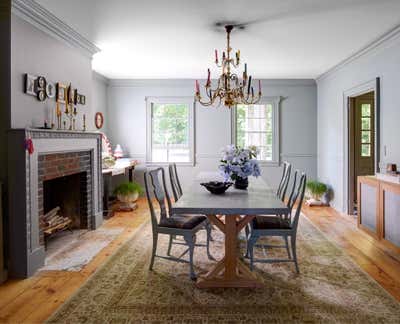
[349,92,375,213]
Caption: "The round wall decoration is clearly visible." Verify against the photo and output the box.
[95,112,104,129]
[45,82,55,98]
[37,90,46,102]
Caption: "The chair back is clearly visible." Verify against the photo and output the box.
[144,168,173,230]
[287,169,298,214]
[278,162,291,201]
[289,173,307,230]
[169,163,183,201]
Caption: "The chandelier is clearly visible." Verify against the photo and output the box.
[195,25,262,108]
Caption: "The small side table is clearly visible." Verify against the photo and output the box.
[102,159,137,217]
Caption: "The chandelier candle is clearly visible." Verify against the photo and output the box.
[195,25,262,108]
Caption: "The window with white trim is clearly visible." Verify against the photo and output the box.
[146,97,194,164]
[232,97,280,164]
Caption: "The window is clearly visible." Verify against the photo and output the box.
[232,97,280,164]
[146,97,194,164]
[360,103,372,157]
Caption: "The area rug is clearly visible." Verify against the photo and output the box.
[41,227,124,271]
[47,216,400,323]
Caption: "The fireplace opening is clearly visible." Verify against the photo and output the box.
[42,172,88,245]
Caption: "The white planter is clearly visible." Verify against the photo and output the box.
[117,192,139,203]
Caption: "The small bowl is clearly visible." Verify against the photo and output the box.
[200,181,233,195]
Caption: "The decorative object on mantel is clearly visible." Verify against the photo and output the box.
[200,181,233,195]
[305,180,329,206]
[219,145,261,190]
[46,81,56,98]
[24,137,34,154]
[56,82,67,104]
[195,25,262,108]
[114,144,124,159]
[95,112,104,129]
[113,181,143,211]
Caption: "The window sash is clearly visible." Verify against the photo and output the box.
[231,97,281,165]
[146,97,195,165]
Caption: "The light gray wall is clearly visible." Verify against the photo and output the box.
[11,15,97,131]
[92,72,109,134]
[107,79,317,190]
[317,35,400,212]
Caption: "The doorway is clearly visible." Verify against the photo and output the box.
[348,91,375,215]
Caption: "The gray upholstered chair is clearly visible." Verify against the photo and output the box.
[144,167,212,280]
[277,161,291,202]
[246,172,307,273]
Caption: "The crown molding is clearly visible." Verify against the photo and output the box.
[92,71,110,85]
[11,0,100,58]
[317,23,400,82]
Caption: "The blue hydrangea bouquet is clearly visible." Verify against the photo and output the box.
[218,145,261,189]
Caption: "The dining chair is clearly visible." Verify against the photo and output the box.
[144,167,212,280]
[169,163,183,202]
[277,161,291,202]
[168,163,214,243]
[245,172,307,273]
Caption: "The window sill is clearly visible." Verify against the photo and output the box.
[145,161,195,168]
[258,161,280,167]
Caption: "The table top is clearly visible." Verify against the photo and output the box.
[102,158,137,175]
[171,172,289,216]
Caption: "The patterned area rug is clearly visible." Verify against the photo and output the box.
[48,216,400,323]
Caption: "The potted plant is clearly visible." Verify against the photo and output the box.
[113,182,143,209]
[306,180,328,206]
[219,145,261,190]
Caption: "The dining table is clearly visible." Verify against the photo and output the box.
[171,172,290,288]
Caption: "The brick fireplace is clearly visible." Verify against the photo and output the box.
[8,129,103,278]
[38,152,92,245]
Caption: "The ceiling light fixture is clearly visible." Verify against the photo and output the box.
[195,25,262,108]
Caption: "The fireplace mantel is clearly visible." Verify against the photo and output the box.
[7,129,103,277]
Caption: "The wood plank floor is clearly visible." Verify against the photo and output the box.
[0,199,399,323]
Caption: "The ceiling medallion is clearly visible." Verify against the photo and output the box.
[195,25,262,108]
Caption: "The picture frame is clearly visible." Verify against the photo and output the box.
[80,95,86,105]
[24,74,37,96]
[95,112,104,129]
[66,84,74,104]
[37,76,46,90]
[74,89,78,105]
[37,90,46,102]
[56,83,66,104]
[45,82,56,98]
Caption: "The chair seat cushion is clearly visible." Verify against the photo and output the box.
[159,215,206,229]
[253,215,292,230]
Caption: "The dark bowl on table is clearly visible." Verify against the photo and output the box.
[200,181,233,195]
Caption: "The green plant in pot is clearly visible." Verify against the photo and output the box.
[113,182,143,205]
[306,180,328,206]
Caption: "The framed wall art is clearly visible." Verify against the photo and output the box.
[56,83,66,104]
[95,112,104,129]
[24,74,37,96]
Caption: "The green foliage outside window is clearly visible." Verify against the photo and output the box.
[152,104,189,145]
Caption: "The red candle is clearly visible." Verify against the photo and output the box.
[258,80,261,94]
[195,80,200,93]
[207,68,211,86]
[215,49,218,63]
[222,52,226,61]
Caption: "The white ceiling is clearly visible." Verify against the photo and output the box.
[36,0,400,79]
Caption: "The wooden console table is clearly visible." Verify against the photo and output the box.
[358,176,400,253]
[102,158,137,216]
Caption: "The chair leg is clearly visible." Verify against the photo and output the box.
[244,224,250,258]
[167,235,173,256]
[149,232,158,271]
[184,234,196,280]
[284,235,291,259]
[205,222,215,260]
[248,235,258,271]
[291,234,300,274]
